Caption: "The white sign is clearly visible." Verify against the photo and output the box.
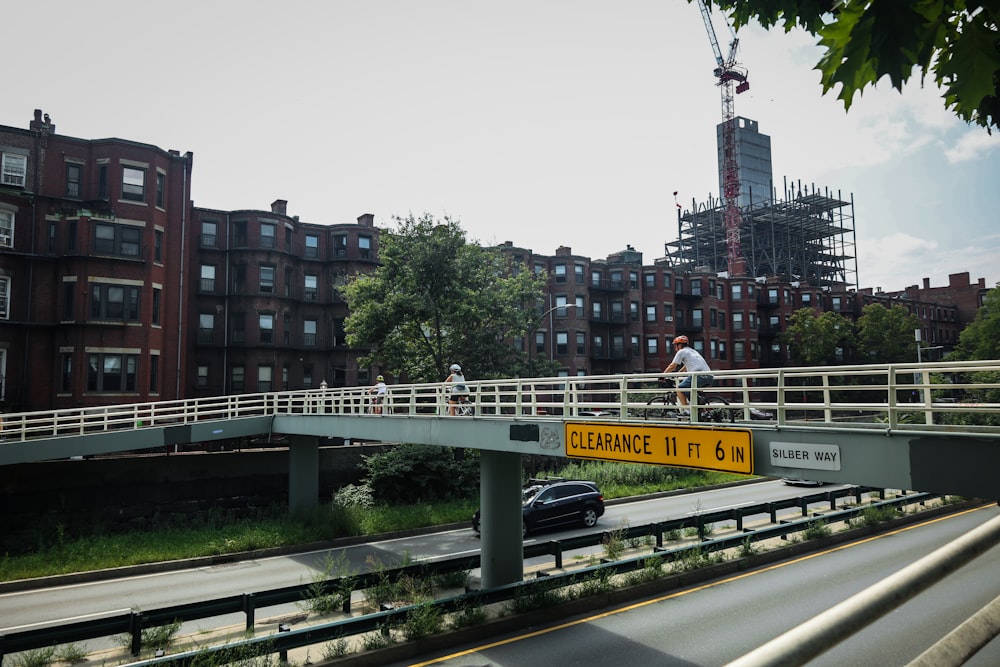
[770,442,841,471]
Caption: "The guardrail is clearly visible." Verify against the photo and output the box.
[0,487,931,663]
[1,360,998,444]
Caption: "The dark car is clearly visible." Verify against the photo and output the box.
[472,480,605,537]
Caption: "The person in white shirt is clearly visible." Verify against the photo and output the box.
[662,335,713,415]
[368,375,387,414]
[445,363,469,416]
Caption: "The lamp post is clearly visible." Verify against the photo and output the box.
[528,302,577,369]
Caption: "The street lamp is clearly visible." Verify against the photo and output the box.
[528,303,577,367]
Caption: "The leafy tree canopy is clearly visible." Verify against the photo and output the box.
[779,308,855,365]
[949,284,1000,360]
[700,0,1000,131]
[855,303,922,363]
[342,214,547,383]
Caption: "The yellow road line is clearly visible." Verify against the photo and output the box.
[407,504,995,666]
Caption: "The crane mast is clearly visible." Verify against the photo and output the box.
[697,0,749,276]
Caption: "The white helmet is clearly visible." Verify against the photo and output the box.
[450,363,462,372]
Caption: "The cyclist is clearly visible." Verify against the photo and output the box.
[445,363,469,415]
[662,335,713,416]
[368,374,387,414]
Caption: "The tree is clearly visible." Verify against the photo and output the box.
[702,1,1000,132]
[343,214,547,383]
[855,303,922,363]
[949,284,1000,360]
[779,308,855,365]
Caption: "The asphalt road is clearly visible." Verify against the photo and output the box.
[385,503,1000,667]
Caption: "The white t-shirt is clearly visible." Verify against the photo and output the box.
[672,347,711,373]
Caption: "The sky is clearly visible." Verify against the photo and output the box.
[4,0,998,293]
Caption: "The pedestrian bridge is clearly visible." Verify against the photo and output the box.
[2,359,998,585]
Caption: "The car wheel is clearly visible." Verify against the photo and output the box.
[581,506,599,528]
[522,521,528,538]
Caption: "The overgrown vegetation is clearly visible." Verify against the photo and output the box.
[0,451,747,582]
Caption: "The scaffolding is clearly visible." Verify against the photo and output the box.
[665,179,857,289]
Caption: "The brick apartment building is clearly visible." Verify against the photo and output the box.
[0,110,991,413]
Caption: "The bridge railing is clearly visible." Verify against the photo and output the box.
[1,361,998,443]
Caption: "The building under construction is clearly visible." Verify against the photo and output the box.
[666,117,858,289]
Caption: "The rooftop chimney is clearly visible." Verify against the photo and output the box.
[271,199,288,216]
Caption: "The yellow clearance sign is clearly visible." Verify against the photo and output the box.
[564,422,753,475]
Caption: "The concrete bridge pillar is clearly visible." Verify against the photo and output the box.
[288,435,320,513]
[480,449,524,588]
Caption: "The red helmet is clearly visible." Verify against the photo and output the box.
[673,335,689,346]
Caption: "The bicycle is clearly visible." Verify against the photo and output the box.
[644,377,735,423]
[450,394,474,416]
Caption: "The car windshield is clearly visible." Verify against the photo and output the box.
[522,485,543,504]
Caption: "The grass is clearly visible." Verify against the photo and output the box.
[0,466,750,583]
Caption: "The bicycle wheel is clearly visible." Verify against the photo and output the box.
[644,396,675,421]
[700,395,734,423]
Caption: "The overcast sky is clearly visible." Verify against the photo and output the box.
[4,0,998,293]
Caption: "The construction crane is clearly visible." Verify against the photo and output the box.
[697,0,749,276]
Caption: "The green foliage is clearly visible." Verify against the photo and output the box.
[861,504,901,526]
[321,637,350,660]
[8,647,57,667]
[300,551,356,616]
[362,444,480,504]
[449,601,488,629]
[950,285,1000,361]
[779,308,855,365]
[504,580,564,614]
[803,520,832,540]
[856,303,921,363]
[623,556,665,586]
[706,0,1000,131]
[570,568,615,598]
[114,618,183,652]
[343,213,547,382]
[401,602,445,641]
[601,521,630,561]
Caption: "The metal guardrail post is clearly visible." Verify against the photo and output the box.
[129,610,143,656]
[243,593,255,631]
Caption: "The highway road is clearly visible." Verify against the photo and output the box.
[386,503,1000,667]
[0,480,837,631]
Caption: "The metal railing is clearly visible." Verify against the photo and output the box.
[1,360,998,442]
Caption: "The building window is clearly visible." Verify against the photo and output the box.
[646,337,658,355]
[359,235,372,259]
[630,335,640,356]
[259,314,274,344]
[305,234,319,259]
[734,341,746,361]
[732,312,744,331]
[198,313,215,343]
[93,223,141,258]
[197,365,209,388]
[675,278,683,294]
[832,296,842,311]
[1,152,27,187]
[61,352,73,393]
[154,230,163,263]
[577,332,586,355]
[630,301,639,321]
[611,301,624,321]
[66,163,82,198]
[719,341,727,360]
[612,334,625,357]
[284,266,293,297]
[556,331,568,355]
[259,266,275,293]
[663,273,672,290]
[334,234,347,257]
[610,271,623,288]
[593,334,604,356]
[200,265,216,292]
[150,354,159,393]
[0,276,9,319]
[576,295,585,312]
[201,220,217,248]
[152,288,161,325]
[303,366,313,389]
[90,284,140,321]
[231,366,245,392]
[644,273,656,289]
[304,319,317,346]
[260,222,276,248]
[87,353,137,392]
[692,308,703,328]
[591,270,602,287]
[258,365,273,392]
[691,279,702,296]
[0,208,12,248]
[232,313,245,343]
[121,166,145,202]
[535,331,545,354]
[629,272,639,289]
[63,281,75,320]
[592,301,602,320]
[645,304,656,322]
[283,311,291,345]
[98,163,108,198]
[304,274,318,300]
[554,264,567,283]
[731,284,742,300]
[575,263,585,283]
[802,293,812,306]
[233,220,248,247]
[155,172,165,208]
[664,303,673,322]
